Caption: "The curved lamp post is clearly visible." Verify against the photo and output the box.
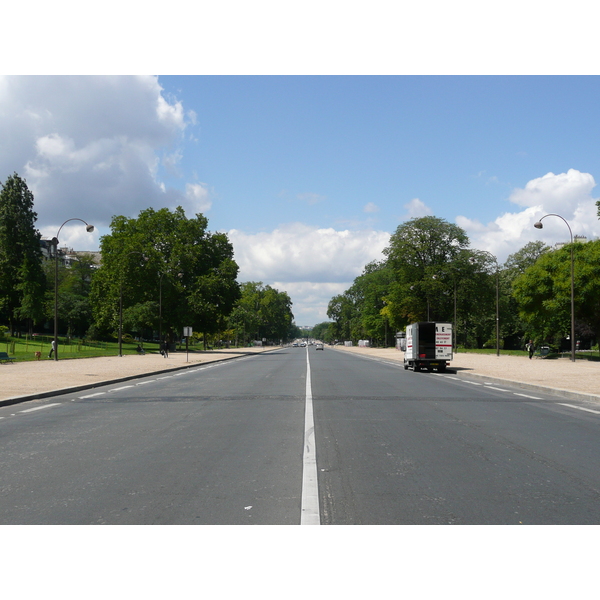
[534,214,575,362]
[52,219,94,361]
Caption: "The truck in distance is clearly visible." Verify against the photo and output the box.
[403,322,453,372]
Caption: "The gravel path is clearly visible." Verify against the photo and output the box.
[333,346,600,400]
[0,348,272,403]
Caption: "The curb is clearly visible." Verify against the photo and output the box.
[453,371,600,404]
[331,346,600,404]
[0,353,246,409]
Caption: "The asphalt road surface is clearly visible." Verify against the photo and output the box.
[1,345,600,525]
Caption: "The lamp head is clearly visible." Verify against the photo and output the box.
[86,224,95,233]
[533,221,543,229]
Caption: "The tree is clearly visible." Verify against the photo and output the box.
[0,174,46,335]
[382,216,471,332]
[311,321,334,343]
[229,282,295,344]
[499,241,551,349]
[512,240,600,348]
[89,207,240,341]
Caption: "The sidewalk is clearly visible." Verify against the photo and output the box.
[0,347,276,406]
[332,345,600,403]
[1,345,599,406]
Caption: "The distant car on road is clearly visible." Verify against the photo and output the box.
[315,343,324,350]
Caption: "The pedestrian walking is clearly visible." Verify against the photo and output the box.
[48,339,56,359]
[526,339,534,360]
[161,341,168,358]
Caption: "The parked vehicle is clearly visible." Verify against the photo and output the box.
[403,322,452,372]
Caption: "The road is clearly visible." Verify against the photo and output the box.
[1,345,600,524]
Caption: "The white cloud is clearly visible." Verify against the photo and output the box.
[229,223,389,283]
[271,281,349,326]
[457,169,600,263]
[404,198,433,218]
[364,202,379,213]
[0,75,198,247]
[509,169,595,210]
[228,223,390,325]
[186,183,212,212]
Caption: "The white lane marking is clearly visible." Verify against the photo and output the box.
[558,403,600,415]
[485,386,510,392]
[301,346,320,525]
[109,385,134,392]
[80,392,106,398]
[136,380,155,386]
[514,393,542,400]
[465,381,482,386]
[19,403,61,413]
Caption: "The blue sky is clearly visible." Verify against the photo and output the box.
[2,6,600,327]
[156,75,600,233]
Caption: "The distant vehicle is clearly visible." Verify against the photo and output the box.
[292,342,298,347]
[315,343,324,350]
[301,342,307,347]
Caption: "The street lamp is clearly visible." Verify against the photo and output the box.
[534,214,575,362]
[469,252,500,357]
[52,219,94,361]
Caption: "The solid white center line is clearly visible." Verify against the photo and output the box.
[19,403,61,413]
[301,346,320,525]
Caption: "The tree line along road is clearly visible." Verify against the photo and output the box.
[1,345,600,524]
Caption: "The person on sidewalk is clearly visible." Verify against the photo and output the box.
[526,339,535,359]
[48,339,56,359]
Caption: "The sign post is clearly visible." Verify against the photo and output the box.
[183,327,192,362]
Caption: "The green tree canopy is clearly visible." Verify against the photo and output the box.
[0,173,46,334]
[382,216,471,330]
[90,207,240,340]
[512,239,600,345]
[229,281,295,344]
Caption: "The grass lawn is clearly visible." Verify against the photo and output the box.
[1,335,161,362]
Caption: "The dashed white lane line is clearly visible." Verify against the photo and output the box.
[109,385,134,392]
[558,403,600,415]
[80,392,106,398]
[19,403,61,413]
[514,393,542,400]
